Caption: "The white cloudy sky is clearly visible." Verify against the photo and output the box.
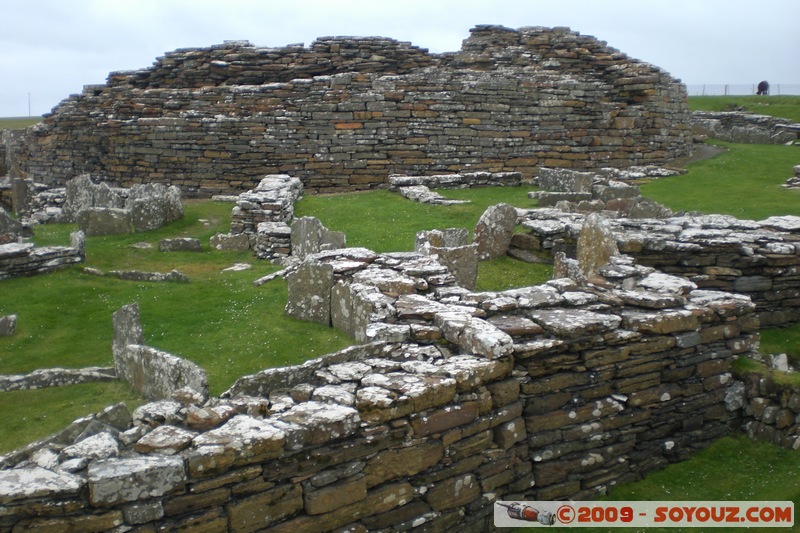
[1,0,798,117]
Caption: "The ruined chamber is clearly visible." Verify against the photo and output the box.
[7,25,692,197]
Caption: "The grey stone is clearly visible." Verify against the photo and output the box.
[552,251,586,285]
[61,432,120,461]
[285,260,334,325]
[130,183,183,232]
[88,455,186,506]
[474,203,518,260]
[291,216,347,260]
[158,237,202,252]
[210,232,250,251]
[120,344,209,401]
[0,466,84,504]
[77,207,132,236]
[529,308,622,337]
[537,167,594,193]
[0,314,17,336]
[112,303,144,368]
[577,212,619,278]
[415,228,470,251]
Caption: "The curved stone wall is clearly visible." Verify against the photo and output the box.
[9,25,691,197]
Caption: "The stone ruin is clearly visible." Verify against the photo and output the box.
[691,111,800,145]
[4,201,799,532]
[0,24,798,533]
[4,25,692,197]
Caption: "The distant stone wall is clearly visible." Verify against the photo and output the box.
[691,111,800,144]
[738,373,800,450]
[9,26,691,197]
[514,210,800,327]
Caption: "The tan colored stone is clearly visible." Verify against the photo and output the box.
[304,474,367,515]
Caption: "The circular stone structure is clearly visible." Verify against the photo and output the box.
[8,25,692,197]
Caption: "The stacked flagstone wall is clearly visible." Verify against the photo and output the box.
[7,25,691,197]
[513,209,800,327]
[0,237,763,531]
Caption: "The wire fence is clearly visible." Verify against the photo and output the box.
[686,83,800,96]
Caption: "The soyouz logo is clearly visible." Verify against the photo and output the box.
[494,501,795,528]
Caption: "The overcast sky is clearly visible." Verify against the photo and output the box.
[1,0,798,117]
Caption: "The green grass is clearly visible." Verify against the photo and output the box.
[0,187,544,453]
[640,142,800,220]
[0,382,143,453]
[0,116,42,130]
[689,95,800,123]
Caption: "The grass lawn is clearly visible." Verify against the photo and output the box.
[0,117,42,130]
[689,95,800,123]
[640,142,800,220]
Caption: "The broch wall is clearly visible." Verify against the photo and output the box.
[6,25,691,197]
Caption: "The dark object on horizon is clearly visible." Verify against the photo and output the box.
[757,80,770,95]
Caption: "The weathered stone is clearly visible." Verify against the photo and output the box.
[0,466,84,504]
[304,474,367,515]
[134,425,196,454]
[0,314,17,336]
[61,432,120,461]
[425,473,481,511]
[227,483,303,532]
[194,415,285,460]
[577,212,619,278]
[474,203,518,260]
[159,237,202,252]
[291,216,346,260]
[210,232,250,251]
[363,441,444,487]
[88,455,185,506]
[77,207,131,236]
[278,401,360,445]
[529,308,621,337]
[285,260,334,325]
[117,344,208,401]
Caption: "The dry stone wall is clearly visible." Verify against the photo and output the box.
[513,210,800,327]
[9,26,691,197]
[0,244,759,531]
[691,111,800,144]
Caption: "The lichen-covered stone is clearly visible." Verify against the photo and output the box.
[88,455,185,505]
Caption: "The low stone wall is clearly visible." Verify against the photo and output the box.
[0,229,761,531]
[738,373,800,450]
[513,210,800,327]
[112,303,208,401]
[0,367,116,392]
[0,236,84,280]
[691,111,800,144]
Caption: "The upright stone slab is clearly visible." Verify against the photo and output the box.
[130,184,183,232]
[77,207,132,236]
[577,212,619,278]
[429,244,479,290]
[537,168,594,193]
[474,203,518,261]
[291,216,346,260]
[0,207,23,242]
[0,314,17,336]
[285,260,334,325]
[112,303,144,367]
[11,178,32,216]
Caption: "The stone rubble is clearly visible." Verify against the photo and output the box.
[691,111,800,145]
